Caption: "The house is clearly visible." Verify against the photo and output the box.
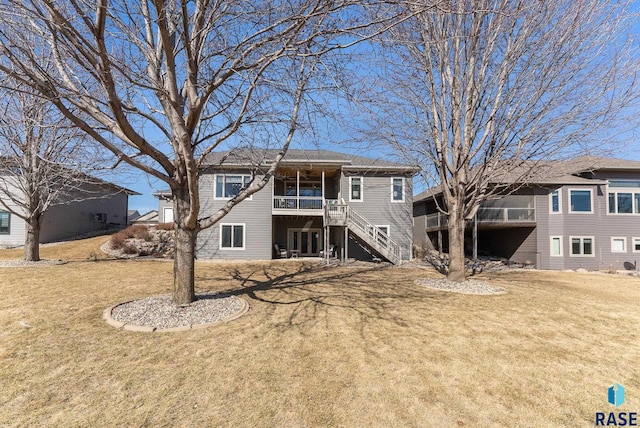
[0,178,138,247]
[127,210,141,224]
[156,149,418,263]
[131,210,159,226]
[413,156,640,270]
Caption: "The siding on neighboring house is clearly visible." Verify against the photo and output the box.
[0,197,26,246]
[40,190,129,243]
[196,170,273,260]
[412,201,428,249]
[1,182,129,246]
[158,198,173,223]
[536,187,565,270]
[341,171,414,260]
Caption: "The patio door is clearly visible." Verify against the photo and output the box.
[288,228,322,256]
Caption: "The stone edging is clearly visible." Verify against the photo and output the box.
[103,297,249,332]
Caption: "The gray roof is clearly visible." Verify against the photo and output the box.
[127,210,141,221]
[132,210,158,223]
[414,155,639,202]
[203,149,419,172]
[561,155,640,172]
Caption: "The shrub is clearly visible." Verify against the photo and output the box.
[156,222,174,231]
[121,243,139,255]
[109,232,128,250]
[121,224,151,241]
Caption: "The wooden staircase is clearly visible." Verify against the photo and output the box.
[324,202,402,265]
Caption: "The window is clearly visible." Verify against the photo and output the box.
[610,180,640,188]
[376,225,389,236]
[215,175,252,199]
[611,237,627,253]
[220,224,245,249]
[569,189,592,213]
[617,193,632,213]
[0,211,9,234]
[349,177,363,201]
[570,236,594,256]
[608,189,640,214]
[392,177,404,202]
[93,212,107,222]
[550,236,563,257]
[376,225,389,248]
[550,190,561,213]
[633,238,640,253]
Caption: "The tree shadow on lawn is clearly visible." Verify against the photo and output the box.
[195,262,446,334]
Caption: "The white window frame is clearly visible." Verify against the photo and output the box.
[633,237,640,253]
[376,225,390,237]
[569,236,595,257]
[368,224,390,248]
[349,176,363,202]
[549,189,562,214]
[214,174,253,200]
[219,223,246,250]
[550,236,563,257]
[568,189,593,214]
[611,237,627,253]
[606,187,640,215]
[391,177,405,203]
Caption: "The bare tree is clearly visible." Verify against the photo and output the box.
[0,84,102,261]
[0,0,388,304]
[360,0,640,281]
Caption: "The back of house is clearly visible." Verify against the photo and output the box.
[157,149,418,263]
[414,156,640,271]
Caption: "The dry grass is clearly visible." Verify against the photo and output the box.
[1,239,639,427]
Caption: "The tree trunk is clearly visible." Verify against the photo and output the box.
[172,186,197,306]
[24,217,41,262]
[173,224,197,305]
[447,205,466,282]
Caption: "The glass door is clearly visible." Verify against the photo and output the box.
[288,228,322,256]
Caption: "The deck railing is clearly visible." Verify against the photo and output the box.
[323,202,402,264]
[426,207,535,229]
[273,196,324,210]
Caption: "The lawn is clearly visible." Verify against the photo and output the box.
[1,237,639,427]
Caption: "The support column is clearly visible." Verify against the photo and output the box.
[321,169,325,204]
[325,226,329,265]
[344,226,349,263]
[473,213,478,262]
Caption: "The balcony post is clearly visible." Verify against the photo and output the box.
[296,170,300,209]
[473,212,478,262]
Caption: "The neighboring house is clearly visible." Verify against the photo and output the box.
[131,210,159,226]
[0,178,138,247]
[127,210,141,224]
[156,149,418,264]
[413,156,640,270]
